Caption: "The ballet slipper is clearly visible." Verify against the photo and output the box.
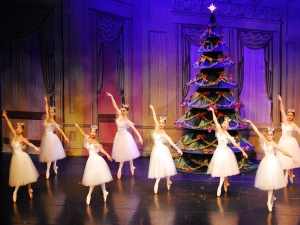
[28,189,33,198]
[224,182,230,192]
[117,170,122,179]
[271,195,276,207]
[154,183,158,194]
[53,166,58,175]
[267,201,272,212]
[289,174,295,184]
[103,191,109,202]
[130,166,135,176]
[167,181,172,191]
[86,195,91,205]
[12,193,17,203]
[46,170,50,179]
[217,187,221,197]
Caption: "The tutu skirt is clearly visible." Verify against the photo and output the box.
[254,155,286,190]
[39,132,66,162]
[148,144,177,179]
[82,155,113,186]
[112,131,140,162]
[276,137,300,169]
[207,146,240,177]
[9,152,39,187]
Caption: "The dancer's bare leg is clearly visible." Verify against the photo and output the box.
[46,161,51,179]
[267,190,274,212]
[86,185,95,205]
[217,177,225,196]
[53,160,58,174]
[117,162,124,179]
[27,183,33,198]
[13,186,19,202]
[154,178,160,194]
[129,160,135,176]
[166,176,172,190]
[101,183,109,202]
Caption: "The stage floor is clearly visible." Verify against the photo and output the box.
[1,152,300,225]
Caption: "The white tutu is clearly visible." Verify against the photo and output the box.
[9,141,39,187]
[82,142,113,186]
[112,120,140,162]
[207,132,239,177]
[39,122,66,162]
[148,132,177,179]
[276,124,300,169]
[255,143,286,190]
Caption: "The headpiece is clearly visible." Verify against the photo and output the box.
[122,104,129,108]
[159,116,167,121]
[288,109,295,113]
[49,106,56,110]
[224,116,231,122]
[91,125,98,130]
[17,122,25,126]
[267,127,275,132]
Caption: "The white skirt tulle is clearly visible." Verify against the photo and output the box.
[207,146,240,177]
[112,132,140,162]
[9,152,39,187]
[148,144,177,179]
[276,137,300,169]
[39,132,66,162]
[82,155,113,186]
[254,155,286,190]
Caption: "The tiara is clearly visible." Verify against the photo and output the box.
[288,109,295,113]
[159,116,167,121]
[17,122,25,126]
[122,104,129,108]
[49,106,56,110]
[91,125,98,130]
[224,116,231,122]
[267,127,275,132]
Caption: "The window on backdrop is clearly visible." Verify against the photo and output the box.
[239,47,271,126]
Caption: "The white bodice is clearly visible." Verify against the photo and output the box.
[11,140,24,155]
[263,143,275,158]
[281,124,294,138]
[216,132,230,148]
[44,121,55,134]
[86,143,100,157]
[116,120,129,135]
[152,132,167,147]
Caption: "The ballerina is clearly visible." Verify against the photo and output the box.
[244,119,297,212]
[75,124,113,204]
[207,107,248,196]
[2,110,40,202]
[39,95,69,179]
[148,104,183,194]
[277,95,300,184]
[106,92,143,179]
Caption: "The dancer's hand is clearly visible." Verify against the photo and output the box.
[243,119,250,123]
[74,123,79,128]
[2,110,7,118]
[139,137,143,145]
[107,155,113,162]
[208,107,214,111]
[64,137,69,142]
[242,151,248,158]
[34,147,40,153]
[292,157,298,164]
[43,95,48,102]
[277,95,282,101]
[149,104,154,110]
[177,150,183,156]
[106,92,112,97]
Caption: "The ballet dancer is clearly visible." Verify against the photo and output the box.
[207,107,248,196]
[106,92,143,179]
[75,124,113,204]
[2,110,40,202]
[39,95,69,179]
[244,119,297,212]
[148,104,183,194]
[277,95,300,184]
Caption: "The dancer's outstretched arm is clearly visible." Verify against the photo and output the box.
[106,92,121,116]
[43,95,50,119]
[98,145,113,162]
[149,104,159,127]
[165,135,183,156]
[277,95,287,121]
[22,138,40,153]
[128,122,143,145]
[244,119,265,140]
[228,136,248,158]
[75,124,88,137]
[273,142,298,163]
[53,122,69,142]
[209,107,221,132]
[2,110,16,136]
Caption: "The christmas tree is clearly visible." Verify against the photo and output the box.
[174,4,256,174]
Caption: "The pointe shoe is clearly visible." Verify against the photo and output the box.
[224,182,230,192]
[217,187,221,197]
[267,201,272,212]
[290,174,295,184]
[86,195,91,205]
[53,166,58,175]
[46,171,50,179]
[103,191,109,202]
[167,181,172,191]
[12,194,17,203]
[28,189,33,198]
[154,183,158,194]
[130,166,136,176]
[117,170,122,179]
[271,195,276,207]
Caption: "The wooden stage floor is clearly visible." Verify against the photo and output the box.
[1,152,300,225]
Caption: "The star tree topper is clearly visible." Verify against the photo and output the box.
[208,3,217,13]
